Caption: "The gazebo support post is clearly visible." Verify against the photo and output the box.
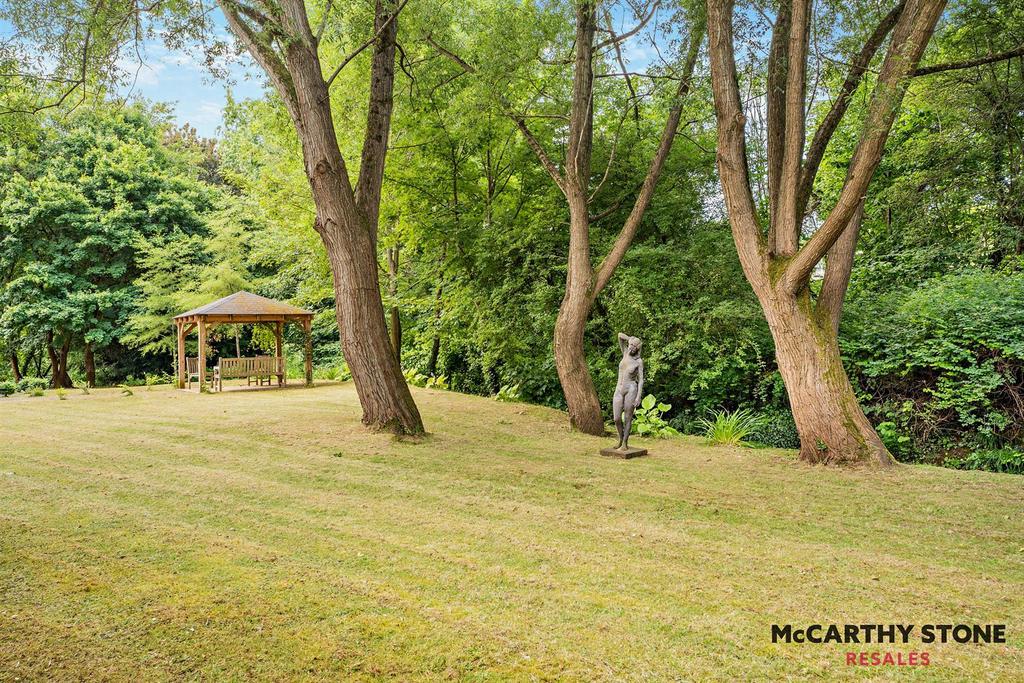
[274,321,284,386]
[303,318,313,386]
[176,321,186,389]
[198,320,207,390]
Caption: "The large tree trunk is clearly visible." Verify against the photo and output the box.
[322,236,421,432]
[84,342,95,388]
[9,352,21,383]
[554,272,604,435]
[760,288,893,466]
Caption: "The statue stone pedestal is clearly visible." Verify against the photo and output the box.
[600,446,648,459]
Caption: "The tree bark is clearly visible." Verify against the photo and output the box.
[386,245,401,364]
[84,342,95,388]
[9,352,21,383]
[761,289,893,465]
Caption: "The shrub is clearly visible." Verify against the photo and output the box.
[843,270,1024,456]
[747,408,800,449]
[145,373,172,387]
[945,449,1024,475]
[495,384,522,402]
[0,381,15,397]
[56,388,68,400]
[314,365,352,381]
[633,395,679,438]
[29,387,44,397]
[119,384,134,396]
[403,369,448,390]
[698,408,764,447]
[17,377,48,393]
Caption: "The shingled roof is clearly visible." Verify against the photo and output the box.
[173,291,312,319]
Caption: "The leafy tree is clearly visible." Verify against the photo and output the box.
[0,106,211,386]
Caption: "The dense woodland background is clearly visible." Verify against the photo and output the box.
[1,0,1022,469]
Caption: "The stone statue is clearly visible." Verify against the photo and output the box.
[603,332,647,458]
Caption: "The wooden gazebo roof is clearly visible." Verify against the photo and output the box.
[173,291,313,324]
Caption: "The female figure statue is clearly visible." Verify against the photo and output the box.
[612,332,644,450]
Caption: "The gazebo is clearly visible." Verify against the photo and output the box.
[173,291,314,390]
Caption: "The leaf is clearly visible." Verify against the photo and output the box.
[641,394,656,410]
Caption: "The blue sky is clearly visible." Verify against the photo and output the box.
[0,13,264,139]
[120,38,264,138]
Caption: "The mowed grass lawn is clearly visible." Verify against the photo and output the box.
[1,383,1022,681]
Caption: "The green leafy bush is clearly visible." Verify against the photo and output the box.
[747,409,800,449]
[145,373,173,387]
[403,369,448,390]
[698,408,764,447]
[314,364,352,381]
[495,383,522,402]
[29,387,44,397]
[0,381,16,397]
[17,377,48,393]
[945,449,1024,475]
[56,388,68,400]
[633,395,679,438]
[844,270,1024,458]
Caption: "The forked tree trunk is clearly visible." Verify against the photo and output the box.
[219,0,423,435]
[760,289,893,465]
[707,0,945,466]
[46,334,72,389]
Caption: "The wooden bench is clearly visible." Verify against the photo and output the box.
[213,356,286,392]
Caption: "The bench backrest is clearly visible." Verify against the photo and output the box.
[217,356,284,378]
[186,357,200,375]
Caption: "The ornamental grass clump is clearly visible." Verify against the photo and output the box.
[698,408,765,447]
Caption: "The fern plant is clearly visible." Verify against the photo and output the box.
[698,408,764,447]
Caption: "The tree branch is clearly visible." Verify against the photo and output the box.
[765,0,791,249]
[911,44,1024,76]
[355,0,401,244]
[796,1,906,219]
[781,0,946,295]
[774,0,811,254]
[593,15,705,295]
[218,1,299,118]
[325,0,410,88]
[603,8,640,124]
[315,0,333,42]
[707,0,769,283]
[594,1,659,50]
[509,113,566,190]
